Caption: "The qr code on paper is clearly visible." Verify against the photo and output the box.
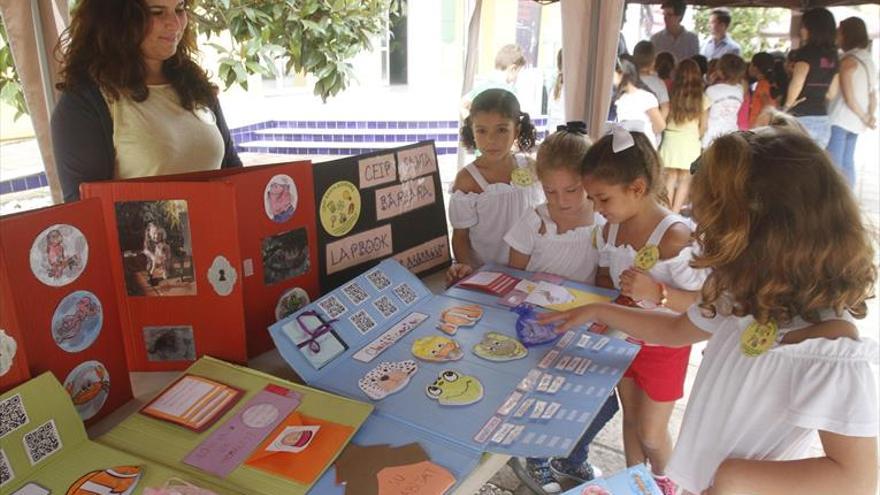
[392,283,418,305]
[0,449,12,487]
[0,394,29,438]
[341,282,369,305]
[366,270,392,291]
[23,420,62,465]
[318,295,347,319]
[349,310,377,334]
[372,295,399,318]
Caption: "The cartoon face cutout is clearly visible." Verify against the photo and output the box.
[30,224,88,287]
[264,174,298,223]
[473,332,528,362]
[358,360,418,400]
[425,370,483,406]
[67,466,143,495]
[437,304,483,335]
[411,336,464,362]
[634,244,660,271]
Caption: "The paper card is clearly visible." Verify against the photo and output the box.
[66,466,143,495]
[457,272,520,296]
[513,398,535,418]
[375,178,436,222]
[0,394,29,438]
[392,236,450,275]
[358,153,397,189]
[325,225,393,275]
[0,448,12,487]
[532,272,565,284]
[10,482,50,495]
[436,304,483,335]
[183,385,302,477]
[353,312,429,363]
[29,224,88,287]
[502,425,525,446]
[282,310,348,370]
[23,419,62,465]
[376,460,456,495]
[358,361,418,401]
[525,281,575,307]
[334,443,430,495]
[266,425,319,453]
[496,391,524,416]
[397,144,438,181]
[473,416,503,444]
[498,289,529,308]
[140,374,242,432]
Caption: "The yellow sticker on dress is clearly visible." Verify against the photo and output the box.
[591,227,599,249]
[740,320,778,357]
[634,244,660,270]
[319,181,361,237]
[510,168,534,187]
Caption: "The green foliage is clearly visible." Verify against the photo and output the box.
[0,0,395,118]
[0,18,28,121]
[694,7,785,61]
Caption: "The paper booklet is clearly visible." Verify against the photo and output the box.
[270,258,640,464]
[1,357,372,495]
[561,464,663,494]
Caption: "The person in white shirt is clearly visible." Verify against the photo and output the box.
[703,54,747,148]
[650,0,699,63]
[544,127,878,495]
[700,8,742,61]
[613,58,666,149]
[633,41,670,121]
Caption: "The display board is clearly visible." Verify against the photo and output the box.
[312,141,451,292]
[270,259,639,462]
[0,199,132,424]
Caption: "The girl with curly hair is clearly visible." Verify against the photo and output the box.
[543,127,878,495]
[51,0,241,202]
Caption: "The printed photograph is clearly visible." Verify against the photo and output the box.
[115,200,196,296]
[29,223,89,287]
[261,227,310,285]
[143,325,196,362]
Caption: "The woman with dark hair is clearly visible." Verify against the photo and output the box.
[613,58,666,148]
[828,16,877,187]
[51,0,242,202]
[784,7,839,148]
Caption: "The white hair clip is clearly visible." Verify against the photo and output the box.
[603,121,647,153]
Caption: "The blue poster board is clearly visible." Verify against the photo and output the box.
[562,464,662,495]
[270,259,639,465]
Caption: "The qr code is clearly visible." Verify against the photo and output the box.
[23,420,62,465]
[392,283,418,305]
[341,282,369,305]
[317,295,347,319]
[0,394,29,438]
[0,449,12,486]
[372,295,399,318]
[366,269,392,290]
[349,310,377,334]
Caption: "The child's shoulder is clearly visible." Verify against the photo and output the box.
[451,166,482,194]
[657,220,692,260]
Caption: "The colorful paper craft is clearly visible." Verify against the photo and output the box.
[140,374,242,432]
[358,361,418,400]
[457,271,520,296]
[266,425,319,453]
[473,332,527,362]
[334,443,430,495]
[66,465,142,495]
[410,336,463,362]
[425,370,483,406]
[283,310,348,369]
[526,281,612,311]
[245,412,354,484]
[376,460,456,495]
[436,304,483,335]
[561,464,662,495]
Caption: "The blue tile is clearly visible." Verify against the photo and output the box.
[401,121,410,128]
[354,135,364,142]
[0,181,11,195]
[343,135,352,142]
[376,136,384,142]
[388,122,397,129]
[319,148,329,154]
[366,135,375,142]
[375,122,385,129]
[328,122,337,129]
[418,122,428,129]
[12,178,26,192]
[429,122,438,129]
[356,122,366,129]
[418,134,427,140]
[39,173,48,187]
[306,121,315,129]
[317,121,326,129]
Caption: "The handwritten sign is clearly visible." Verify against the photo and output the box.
[377,461,456,495]
[393,236,449,274]
[397,144,438,181]
[358,153,397,189]
[375,178,436,221]
[326,224,393,275]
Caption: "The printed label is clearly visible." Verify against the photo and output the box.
[538,350,560,369]
[375,178,436,221]
[530,401,548,419]
[513,398,535,418]
[358,153,397,189]
[556,331,576,349]
[353,312,430,362]
[393,236,450,274]
[490,423,516,444]
[496,391,524,416]
[554,355,571,371]
[397,144,438,181]
[326,224,393,275]
[474,415,503,443]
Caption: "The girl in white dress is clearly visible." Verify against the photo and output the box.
[447,88,542,283]
[581,126,707,495]
[545,127,878,495]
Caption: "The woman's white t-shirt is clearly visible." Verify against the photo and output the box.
[702,83,744,148]
[615,89,660,148]
[667,303,879,493]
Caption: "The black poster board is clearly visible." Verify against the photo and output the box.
[313,141,451,292]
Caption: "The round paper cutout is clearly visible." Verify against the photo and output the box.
[275,287,310,321]
[30,224,89,287]
[51,290,103,353]
[264,174,299,223]
[242,403,280,428]
[64,360,110,421]
[0,329,17,376]
[207,255,237,296]
[319,181,361,237]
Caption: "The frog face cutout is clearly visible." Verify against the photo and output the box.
[358,360,418,400]
[411,335,464,362]
[473,331,527,362]
[425,370,483,406]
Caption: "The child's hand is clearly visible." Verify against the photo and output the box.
[619,268,660,303]
[446,262,473,285]
[537,305,597,333]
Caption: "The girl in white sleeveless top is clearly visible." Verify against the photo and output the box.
[543,128,878,495]
[447,89,542,282]
[582,127,706,495]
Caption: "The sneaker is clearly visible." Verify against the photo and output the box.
[652,474,678,495]
[549,457,602,484]
[524,458,562,494]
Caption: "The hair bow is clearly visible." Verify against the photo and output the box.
[556,121,588,134]
[602,121,647,153]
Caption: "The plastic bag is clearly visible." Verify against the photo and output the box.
[513,304,559,347]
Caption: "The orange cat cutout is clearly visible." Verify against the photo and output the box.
[436,304,484,335]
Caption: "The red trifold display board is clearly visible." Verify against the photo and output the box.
[0,198,132,424]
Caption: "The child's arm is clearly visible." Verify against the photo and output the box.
[784,61,809,110]
[540,302,710,347]
[648,106,667,134]
[710,432,877,495]
[447,228,476,283]
[619,269,699,313]
[594,267,615,290]
[508,248,530,271]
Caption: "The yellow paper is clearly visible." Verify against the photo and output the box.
[545,287,612,311]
